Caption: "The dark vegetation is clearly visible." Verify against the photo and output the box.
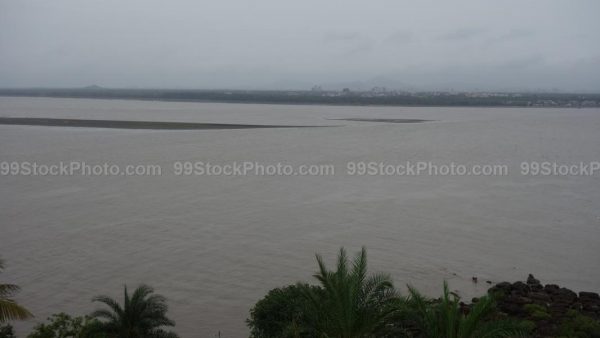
[26,313,103,338]
[248,248,528,338]
[247,249,600,337]
[1,88,599,107]
[2,250,600,337]
[0,258,32,323]
[488,275,600,337]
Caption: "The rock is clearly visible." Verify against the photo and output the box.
[579,292,600,316]
[511,281,531,295]
[544,284,560,294]
[530,292,551,303]
[504,294,533,306]
[480,275,600,336]
[532,286,544,293]
[555,288,578,303]
[495,281,512,289]
[579,291,600,300]
[499,301,525,316]
[459,301,470,315]
[583,304,600,314]
[527,274,541,285]
[488,282,511,296]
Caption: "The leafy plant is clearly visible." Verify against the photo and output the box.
[303,247,402,337]
[0,324,16,338]
[247,283,322,337]
[27,313,105,338]
[87,284,178,338]
[559,309,600,338]
[0,258,33,322]
[405,281,528,338]
[524,304,550,321]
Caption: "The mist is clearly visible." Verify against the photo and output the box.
[1,0,599,92]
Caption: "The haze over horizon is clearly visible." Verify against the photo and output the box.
[1,0,600,92]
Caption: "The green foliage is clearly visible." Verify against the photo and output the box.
[88,284,178,338]
[404,281,528,338]
[304,247,403,337]
[0,324,16,338]
[27,313,104,338]
[518,320,536,333]
[248,248,535,338]
[491,292,507,302]
[247,283,321,338]
[558,310,600,338]
[523,304,546,314]
[524,304,551,320]
[530,310,551,321]
[247,247,404,337]
[0,258,33,322]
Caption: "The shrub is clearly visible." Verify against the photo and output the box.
[518,319,536,333]
[88,284,177,338]
[247,283,321,338]
[524,303,547,313]
[559,310,600,338]
[27,313,104,338]
[524,303,551,320]
[0,324,16,338]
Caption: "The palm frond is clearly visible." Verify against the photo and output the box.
[148,328,179,338]
[90,309,118,322]
[475,319,530,338]
[0,284,20,298]
[336,248,348,279]
[92,295,124,318]
[350,247,367,284]
[0,298,33,322]
[308,247,399,337]
[131,284,154,305]
[458,295,495,337]
[90,284,176,337]
[0,258,32,322]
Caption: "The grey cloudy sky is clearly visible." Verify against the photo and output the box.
[1,0,599,91]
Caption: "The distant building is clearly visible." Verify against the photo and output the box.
[581,100,597,107]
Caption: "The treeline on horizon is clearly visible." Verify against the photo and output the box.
[1,88,599,107]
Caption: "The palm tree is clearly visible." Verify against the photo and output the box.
[405,281,527,338]
[303,247,402,337]
[0,258,32,322]
[88,284,178,338]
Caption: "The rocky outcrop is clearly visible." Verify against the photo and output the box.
[487,274,600,337]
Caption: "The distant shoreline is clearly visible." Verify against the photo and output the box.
[1,88,599,108]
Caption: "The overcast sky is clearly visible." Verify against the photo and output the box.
[1,0,599,91]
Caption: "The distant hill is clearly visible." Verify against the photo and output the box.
[82,85,104,90]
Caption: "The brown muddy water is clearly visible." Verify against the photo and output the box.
[1,97,599,337]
